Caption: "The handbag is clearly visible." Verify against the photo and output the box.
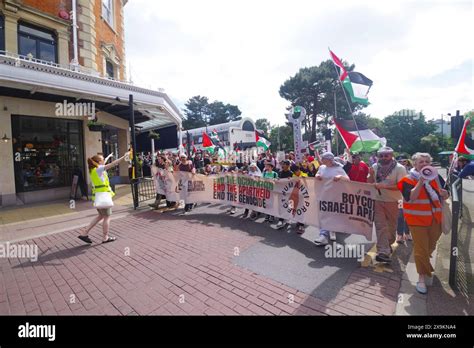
[93,191,114,209]
[441,201,452,235]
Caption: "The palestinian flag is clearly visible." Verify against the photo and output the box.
[455,118,474,159]
[334,119,386,153]
[210,129,227,154]
[256,131,271,150]
[330,50,373,106]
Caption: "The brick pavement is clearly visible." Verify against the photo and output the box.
[0,209,400,315]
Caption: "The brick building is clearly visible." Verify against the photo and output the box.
[0,0,182,206]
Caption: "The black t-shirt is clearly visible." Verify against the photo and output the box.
[279,170,293,179]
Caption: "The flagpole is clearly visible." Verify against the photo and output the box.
[328,47,366,154]
[334,87,339,156]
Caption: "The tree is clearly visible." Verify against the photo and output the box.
[183,95,208,129]
[183,96,242,129]
[255,118,271,136]
[381,111,436,155]
[269,125,294,152]
[279,59,368,142]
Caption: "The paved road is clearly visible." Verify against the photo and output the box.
[0,203,402,315]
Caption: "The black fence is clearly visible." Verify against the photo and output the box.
[130,177,156,209]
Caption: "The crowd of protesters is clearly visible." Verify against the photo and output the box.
[140,145,464,295]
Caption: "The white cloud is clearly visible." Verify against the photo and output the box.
[125,0,473,127]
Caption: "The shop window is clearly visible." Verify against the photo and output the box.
[11,116,84,193]
[0,15,4,52]
[18,22,57,63]
[102,0,114,28]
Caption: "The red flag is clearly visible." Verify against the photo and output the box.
[329,50,348,81]
[202,132,213,147]
[334,119,358,149]
[455,118,474,155]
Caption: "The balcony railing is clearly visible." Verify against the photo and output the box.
[0,50,167,98]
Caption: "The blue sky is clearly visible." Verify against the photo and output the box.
[124,0,473,126]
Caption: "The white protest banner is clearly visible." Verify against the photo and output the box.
[153,172,376,240]
[316,179,375,240]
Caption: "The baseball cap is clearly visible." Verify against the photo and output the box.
[281,159,291,165]
[377,146,394,154]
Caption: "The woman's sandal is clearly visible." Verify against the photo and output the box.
[102,236,117,244]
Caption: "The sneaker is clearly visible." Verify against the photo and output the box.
[415,282,427,294]
[314,235,328,246]
[230,208,236,215]
[297,225,305,234]
[375,253,392,263]
[329,231,336,241]
[250,213,258,221]
[276,221,286,229]
[242,212,249,218]
[181,211,189,216]
[264,216,270,222]
[405,233,413,241]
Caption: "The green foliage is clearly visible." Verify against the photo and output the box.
[380,111,436,156]
[269,125,294,152]
[255,118,271,136]
[148,130,160,140]
[182,95,242,129]
[182,95,209,129]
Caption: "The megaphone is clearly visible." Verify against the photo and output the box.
[420,166,438,181]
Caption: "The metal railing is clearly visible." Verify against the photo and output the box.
[130,177,156,209]
[449,177,462,288]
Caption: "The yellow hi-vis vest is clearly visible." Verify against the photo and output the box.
[90,167,115,202]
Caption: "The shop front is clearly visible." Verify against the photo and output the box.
[0,52,183,207]
[11,115,85,197]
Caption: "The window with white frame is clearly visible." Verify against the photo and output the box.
[102,0,114,28]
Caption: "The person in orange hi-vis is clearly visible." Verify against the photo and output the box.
[397,152,449,294]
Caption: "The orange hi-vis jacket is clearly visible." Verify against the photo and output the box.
[397,176,442,227]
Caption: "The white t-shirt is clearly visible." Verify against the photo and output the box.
[317,164,348,179]
[372,163,407,202]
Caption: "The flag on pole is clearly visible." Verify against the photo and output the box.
[329,50,373,106]
[455,118,474,159]
[334,119,386,153]
[202,132,213,148]
[256,131,271,150]
[329,50,348,81]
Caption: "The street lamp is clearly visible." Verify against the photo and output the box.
[2,133,10,143]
